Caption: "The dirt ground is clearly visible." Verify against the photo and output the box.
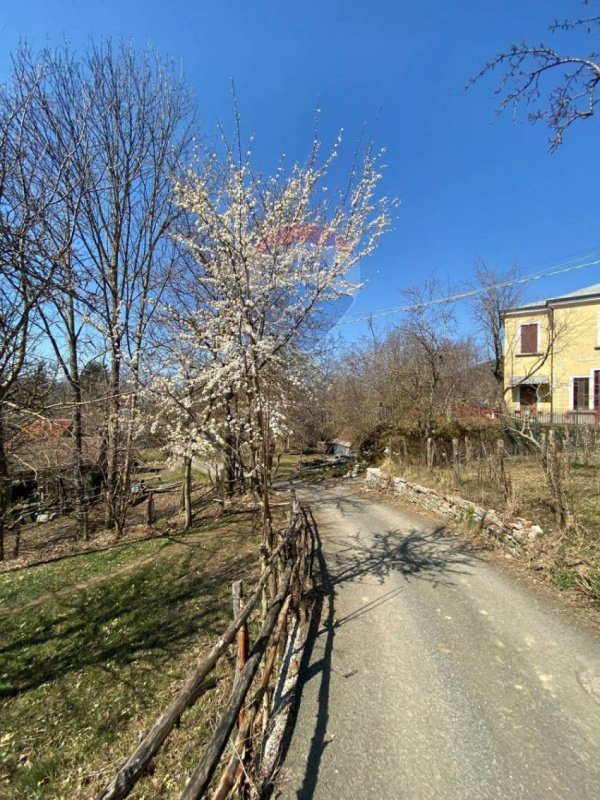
[2,475,214,572]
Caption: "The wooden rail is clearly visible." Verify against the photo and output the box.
[97,498,316,800]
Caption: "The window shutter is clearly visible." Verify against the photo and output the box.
[574,377,590,410]
[520,323,538,354]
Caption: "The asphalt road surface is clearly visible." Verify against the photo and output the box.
[277,483,600,800]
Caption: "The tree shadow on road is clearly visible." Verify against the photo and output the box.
[328,525,476,627]
[275,500,478,799]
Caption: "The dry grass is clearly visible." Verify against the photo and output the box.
[385,454,600,603]
[1,484,212,572]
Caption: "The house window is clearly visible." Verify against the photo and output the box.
[573,377,590,411]
[595,370,600,411]
[520,323,538,354]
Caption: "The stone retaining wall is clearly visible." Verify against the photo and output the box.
[365,467,543,550]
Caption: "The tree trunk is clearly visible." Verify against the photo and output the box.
[115,386,140,537]
[0,409,8,562]
[105,338,121,530]
[72,402,89,541]
[183,456,192,529]
[223,389,237,498]
[224,449,236,498]
[544,429,573,530]
[67,299,89,541]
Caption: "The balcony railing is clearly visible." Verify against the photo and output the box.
[508,409,600,426]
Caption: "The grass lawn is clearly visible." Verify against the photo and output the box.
[275,454,350,483]
[0,510,262,799]
[274,453,306,479]
[156,465,208,485]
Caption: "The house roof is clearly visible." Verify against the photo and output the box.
[8,435,103,476]
[19,418,73,439]
[556,281,600,299]
[504,279,600,314]
[332,439,352,448]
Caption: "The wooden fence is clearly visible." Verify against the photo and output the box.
[389,421,600,470]
[97,495,316,800]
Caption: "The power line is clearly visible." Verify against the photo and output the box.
[336,250,600,325]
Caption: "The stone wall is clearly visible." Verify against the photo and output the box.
[365,467,543,550]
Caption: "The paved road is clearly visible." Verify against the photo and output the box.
[278,483,600,800]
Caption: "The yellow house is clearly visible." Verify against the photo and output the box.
[503,282,600,418]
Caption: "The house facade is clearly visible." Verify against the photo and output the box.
[503,282,600,417]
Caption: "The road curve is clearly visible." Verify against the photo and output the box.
[277,482,600,800]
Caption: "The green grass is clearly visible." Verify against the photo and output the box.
[274,454,306,479]
[276,453,351,484]
[553,571,579,591]
[291,464,350,484]
[0,516,261,799]
[158,466,208,484]
[136,447,164,463]
[0,538,168,608]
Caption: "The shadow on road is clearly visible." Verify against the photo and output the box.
[275,492,477,799]
[328,524,476,628]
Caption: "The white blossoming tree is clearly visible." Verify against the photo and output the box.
[149,359,219,529]
[158,121,392,561]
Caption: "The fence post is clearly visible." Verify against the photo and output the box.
[582,426,590,463]
[562,430,571,478]
[540,432,547,467]
[464,435,472,464]
[426,437,434,471]
[231,580,248,725]
[496,438,512,506]
[452,438,460,484]
[146,491,156,526]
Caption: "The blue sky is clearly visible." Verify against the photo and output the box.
[2,0,600,340]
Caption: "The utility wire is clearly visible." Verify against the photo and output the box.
[337,250,600,325]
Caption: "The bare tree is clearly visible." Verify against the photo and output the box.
[6,44,100,540]
[472,2,600,150]
[399,276,459,437]
[13,41,196,536]
[327,302,492,448]
[468,259,524,390]
[0,57,69,559]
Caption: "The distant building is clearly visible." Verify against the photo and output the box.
[331,439,355,457]
[8,417,104,504]
[503,282,600,419]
